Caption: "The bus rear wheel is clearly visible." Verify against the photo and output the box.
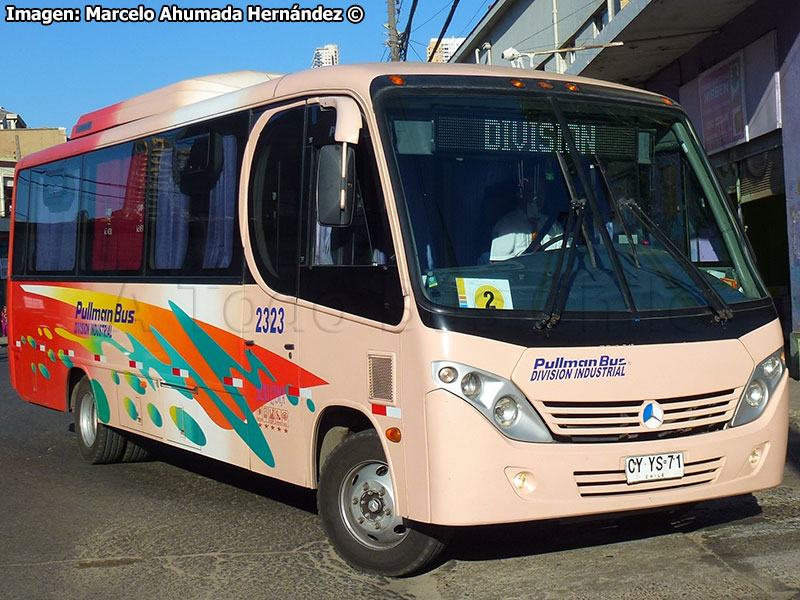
[318,429,446,576]
[73,376,125,464]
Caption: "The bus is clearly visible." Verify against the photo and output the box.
[9,63,788,576]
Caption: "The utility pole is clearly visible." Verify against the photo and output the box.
[386,0,400,61]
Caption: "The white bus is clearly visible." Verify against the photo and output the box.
[9,64,788,575]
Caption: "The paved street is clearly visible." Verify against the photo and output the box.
[1,350,799,600]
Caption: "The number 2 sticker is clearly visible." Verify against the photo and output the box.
[475,285,505,309]
[456,278,514,310]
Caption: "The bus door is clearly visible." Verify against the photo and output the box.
[295,97,405,493]
[296,96,405,398]
[242,101,305,483]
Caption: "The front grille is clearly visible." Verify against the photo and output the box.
[574,457,723,497]
[534,389,738,443]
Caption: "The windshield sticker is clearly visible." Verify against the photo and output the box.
[456,278,514,310]
[530,355,627,382]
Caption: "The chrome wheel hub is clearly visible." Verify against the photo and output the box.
[340,460,407,549]
[78,391,97,447]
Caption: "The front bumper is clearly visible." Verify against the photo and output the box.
[420,375,788,526]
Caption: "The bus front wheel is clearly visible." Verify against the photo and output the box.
[318,429,446,576]
[73,376,125,464]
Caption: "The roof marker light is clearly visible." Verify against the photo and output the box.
[537,81,554,89]
[389,75,406,86]
[565,83,580,92]
[660,96,674,106]
[510,79,525,88]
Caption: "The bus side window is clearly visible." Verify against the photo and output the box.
[248,106,305,296]
[298,102,402,325]
[306,105,391,267]
[11,169,31,276]
[148,117,245,276]
[26,157,81,275]
[80,142,146,274]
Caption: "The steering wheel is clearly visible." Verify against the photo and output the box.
[520,233,565,255]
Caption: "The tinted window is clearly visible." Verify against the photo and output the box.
[26,156,81,273]
[148,114,246,275]
[12,169,31,276]
[249,107,305,296]
[12,112,247,281]
[298,103,403,324]
[81,141,146,273]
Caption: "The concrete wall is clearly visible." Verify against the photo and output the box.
[782,32,800,334]
[0,128,67,161]
[462,0,608,70]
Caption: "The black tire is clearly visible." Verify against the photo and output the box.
[318,430,447,576]
[73,376,125,464]
[120,434,151,463]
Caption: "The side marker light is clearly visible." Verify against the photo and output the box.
[386,427,402,443]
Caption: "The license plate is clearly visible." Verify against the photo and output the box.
[625,452,684,484]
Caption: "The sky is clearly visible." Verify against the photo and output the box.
[3,0,491,130]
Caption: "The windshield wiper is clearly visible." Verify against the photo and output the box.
[536,154,586,330]
[617,197,734,323]
[593,158,640,269]
[557,153,597,270]
[536,100,638,330]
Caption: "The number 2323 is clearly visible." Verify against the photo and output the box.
[255,307,285,334]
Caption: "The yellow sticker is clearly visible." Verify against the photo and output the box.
[455,278,514,309]
[474,284,505,309]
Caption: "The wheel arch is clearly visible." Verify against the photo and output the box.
[313,405,374,485]
[66,366,89,412]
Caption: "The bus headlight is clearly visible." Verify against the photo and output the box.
[743,379,768,408]
[461,372,482,398]
[432,361,553,442]
[731,348,784,427]
[494,396,520,428]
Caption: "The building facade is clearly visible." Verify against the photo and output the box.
[453,0,800,371]
[311,44,340,68]
[426,37,466,63]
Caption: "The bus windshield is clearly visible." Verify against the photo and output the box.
[378,87,767,317]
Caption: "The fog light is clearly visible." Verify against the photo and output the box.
[461,372,482,398]
[744,379,768,407]
[512,471,534,491]
[749,448,761,466]
[438,366,458,384]
[494,396,520,428]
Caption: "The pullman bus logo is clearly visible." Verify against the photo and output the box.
[641,402,665,429]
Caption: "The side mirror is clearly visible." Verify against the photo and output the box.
[317,143,355,227]
[317,96,362,144]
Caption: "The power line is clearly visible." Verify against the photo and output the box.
[456,0,491,38]
[414,0,452,30]
[398,0,419,61]
[428,0,462,62]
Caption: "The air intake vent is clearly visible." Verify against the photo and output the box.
[368,354,395,402]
